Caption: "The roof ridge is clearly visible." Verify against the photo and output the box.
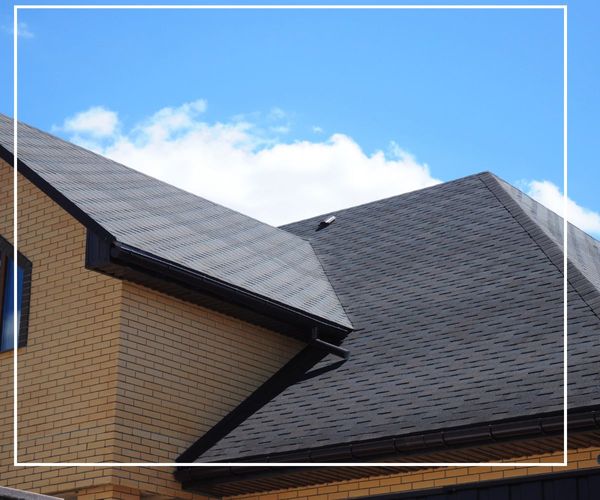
[281,172,492,229]
[478,172,600,322]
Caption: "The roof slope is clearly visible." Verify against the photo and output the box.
[0,115,351,329]
[197,172,600,462]
[493,175,600,305]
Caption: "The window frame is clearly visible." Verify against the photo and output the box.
[0,235,32,351]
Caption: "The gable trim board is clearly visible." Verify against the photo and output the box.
[0,145,114,242]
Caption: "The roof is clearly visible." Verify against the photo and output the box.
[0,114,351,331]
[3,114,599,472]
[193,172,600,462]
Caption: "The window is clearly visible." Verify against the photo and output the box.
[0,236,31,352]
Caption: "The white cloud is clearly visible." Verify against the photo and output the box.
[2,22,34,39]
[59,100,440,226]
[312,126,324,134]
[268,107,286,121]
[133,99,207,141]
[525,180,600,236]
[60,106,119,138]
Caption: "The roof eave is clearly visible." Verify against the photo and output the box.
[87,231,352,341]
[175,407,600,495]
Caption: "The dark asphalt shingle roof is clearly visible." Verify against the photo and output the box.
[0,115,351,329]
[197,172,600,461]
[495,175,600,297]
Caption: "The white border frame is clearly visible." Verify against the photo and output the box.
[12,3,568,469]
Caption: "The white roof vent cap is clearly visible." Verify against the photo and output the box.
[317,215,336,231]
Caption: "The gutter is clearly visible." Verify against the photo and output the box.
[111,241,351,340]
[175,407,600,486]
[86,234,353,343]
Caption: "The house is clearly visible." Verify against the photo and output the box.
[0,113,599,500]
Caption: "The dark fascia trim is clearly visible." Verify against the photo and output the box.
[0,145,115,242]
[177,344,331,463]
[351,466,600,500]
[108,240,351,340]
[174,406,600,486]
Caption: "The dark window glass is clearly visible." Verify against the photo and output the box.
[1,255,24,352]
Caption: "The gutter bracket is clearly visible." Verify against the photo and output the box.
[309,327,350,359]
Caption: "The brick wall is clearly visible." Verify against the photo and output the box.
[0,160,122,491]
[0,159,302,498]
[104,282,303,496]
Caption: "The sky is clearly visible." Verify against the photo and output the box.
[0,1,598,234]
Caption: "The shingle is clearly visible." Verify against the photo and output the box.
[0,115,351,329]
[491,174,600,303]
[197,173,600,462]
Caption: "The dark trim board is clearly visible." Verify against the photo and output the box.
[109,240,350,341]
[178,407,600,467]
[352,467,600,499]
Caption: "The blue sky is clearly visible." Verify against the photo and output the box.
[1,1,598,232]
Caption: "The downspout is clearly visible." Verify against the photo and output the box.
[176,341,348,464]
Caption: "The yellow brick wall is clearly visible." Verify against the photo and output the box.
[104,282,303,495]
[0,160,122,490]
[0,159,302,498]
[229,447,600,500]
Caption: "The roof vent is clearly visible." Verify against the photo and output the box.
[317,215,336,231]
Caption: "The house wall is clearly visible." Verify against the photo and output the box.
[229,447,600,500]
[0,159,123,490]
[104,282,303,496]
[0,159,303,499]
